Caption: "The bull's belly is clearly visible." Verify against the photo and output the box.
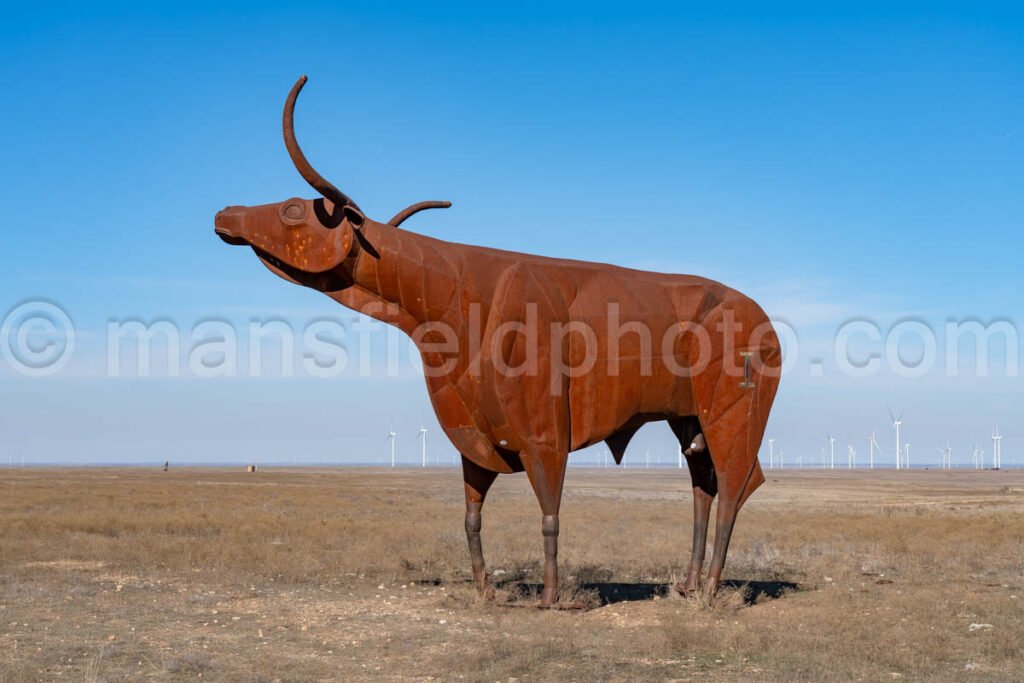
[424,358,697,469]
[568,360,697,450]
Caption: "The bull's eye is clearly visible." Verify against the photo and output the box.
[279,199,307,225]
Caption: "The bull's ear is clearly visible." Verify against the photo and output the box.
[343,206,365,231]
[351,216,380,260]
[342,205,378,259]
[341,205,378,258]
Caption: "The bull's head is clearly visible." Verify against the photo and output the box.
[215,75,449,291]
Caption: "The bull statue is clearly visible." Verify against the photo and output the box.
[215,76,782,606]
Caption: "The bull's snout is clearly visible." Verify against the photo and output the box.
[214,206,249,245]
[214,206,244,228]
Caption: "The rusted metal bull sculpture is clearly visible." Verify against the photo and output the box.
[215,76,781,606]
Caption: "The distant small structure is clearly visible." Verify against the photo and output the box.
[163,461,169,472]
[246,464,258,473]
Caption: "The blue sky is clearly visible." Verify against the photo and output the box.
[1,2,1021,467]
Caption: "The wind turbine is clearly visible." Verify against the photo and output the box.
[417,426,428,467]
[904,443,911,470]
[827,435,836,470]
[995,429,1002,469]
[768,438,775,469]
[869,431,880,469]
[992,427,1002,469]
[998,431,1003,469]
[937,443,952,469]
[677,444,683,469]
[386,427,397,467]
[847,444,856,469]
[889,408,903,470]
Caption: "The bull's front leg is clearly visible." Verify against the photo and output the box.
[461,456,498,596]
[521,448,568,608]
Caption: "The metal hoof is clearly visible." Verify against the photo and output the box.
[478,582,496,601]
[673,581,700,596]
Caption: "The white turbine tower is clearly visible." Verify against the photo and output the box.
[889,409,903,470]
[992,427,1002,469]
[386,427,397,468]
[996,429,1002,469]
[768,438,775,469]
[998,431,1003,469]
[417,426,428,467]
[847,444,856,469]
[677,444,683,469]
[869,431,880,469]
[827,435,836,470]
[904,443,911,470]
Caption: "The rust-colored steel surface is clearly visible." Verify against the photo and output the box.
[215,76,782,606]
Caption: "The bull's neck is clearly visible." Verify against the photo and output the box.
[332,220,460,332]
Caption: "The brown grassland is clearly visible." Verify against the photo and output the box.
[1,466,1023,681]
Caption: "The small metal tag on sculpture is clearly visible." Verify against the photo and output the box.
[215,76,782,606]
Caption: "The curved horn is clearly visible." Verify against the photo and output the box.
[387,200,452,227]
[283,75,361,213]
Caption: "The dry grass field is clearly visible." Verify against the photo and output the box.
[1,466,1023,681]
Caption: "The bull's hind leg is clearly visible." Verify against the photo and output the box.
[461,456,499,595]
[699,381,774,599]
[668,417,716,594]
[521,449,568,608]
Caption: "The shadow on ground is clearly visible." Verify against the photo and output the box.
[494,579,804,607]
